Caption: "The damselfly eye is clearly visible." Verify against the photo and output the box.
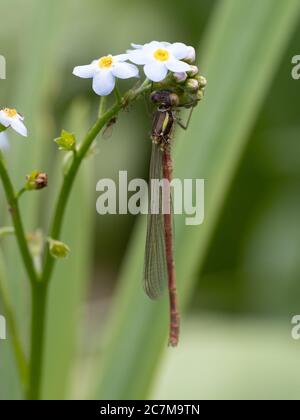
[150,91,161,103]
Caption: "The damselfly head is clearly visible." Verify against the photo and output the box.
[150,90,179,108]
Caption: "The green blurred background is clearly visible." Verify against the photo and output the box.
[1,0,300,400]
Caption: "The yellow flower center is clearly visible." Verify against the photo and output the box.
[98,56,113,69]
[3,108,17,118]
[153,48,170,62]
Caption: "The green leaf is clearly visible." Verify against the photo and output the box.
[93,0,300,399]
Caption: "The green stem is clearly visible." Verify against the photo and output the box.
[114,83,122,105]
[0,269,28,391]
[0,155,38,286]
[0,80,151,401]
[27,282,48,400]
[16,187,26,200]
[41,81,151,285]
[98,96,107,118]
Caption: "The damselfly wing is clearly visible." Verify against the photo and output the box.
[144,142,168,300]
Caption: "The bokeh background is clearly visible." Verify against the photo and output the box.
[1,0,300,400]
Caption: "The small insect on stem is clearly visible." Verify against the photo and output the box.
[102,116,117,140]
[144,90,198,347]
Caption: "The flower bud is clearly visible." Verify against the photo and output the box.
[26,171,48,191]
[184,46,196,64]
[196,75,207,88]
[196,90,205,101]
[185,78,199,92]
[173,72,188,83]
[187,66,199,77]
[169,93,180,107]
[54,129,76,151]
[49,239,70,259]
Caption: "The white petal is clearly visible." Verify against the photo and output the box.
[166,59,191,73]
[185,46,196,63]
[92,70,115,96]
[160,41,172,48]
[128,50,149,65]
[144,62,168,82]
[73,62,97,79]
[114,53,130,62]
[11,118,28,137]
[131,43,143,49]
[144,41,162,53]
[0,132,9,151]
[0,111,11,127]
[112,62,139,79]
[169,42,190,60]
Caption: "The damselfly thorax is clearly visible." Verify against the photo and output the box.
[150,90,180,149]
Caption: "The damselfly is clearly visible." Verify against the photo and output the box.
[144,90,198,347]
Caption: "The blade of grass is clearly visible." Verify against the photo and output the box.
[94,0,300,399]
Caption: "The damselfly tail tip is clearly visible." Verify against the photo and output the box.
[168,325,180,347]
[168,336,179,347]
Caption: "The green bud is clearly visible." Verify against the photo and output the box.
[25,171,48,191]
[196,90,205,101]
[54,129,76,151]
[173,72,188,83]
[187,66,199,77]
[49,239,70,259]
[196,75,207,88]
[185,78,199,92]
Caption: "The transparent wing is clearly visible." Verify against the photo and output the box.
[143,143,168,300]
[102,117,117,140]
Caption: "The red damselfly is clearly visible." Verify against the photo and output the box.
[144,90,198,347]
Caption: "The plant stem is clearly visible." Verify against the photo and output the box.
[0,268,28,391]
[27,281,48,400]
[98,96,107,118]
[41,81,151,285]
[1,80,151,401]
[0,155,38,286]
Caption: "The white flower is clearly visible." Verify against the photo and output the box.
[0,108,28,137]
[73,54,139,96]
[0,132,9,151]
[128,41,193,82]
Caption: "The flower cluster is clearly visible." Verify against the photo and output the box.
[73,41,196,96]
